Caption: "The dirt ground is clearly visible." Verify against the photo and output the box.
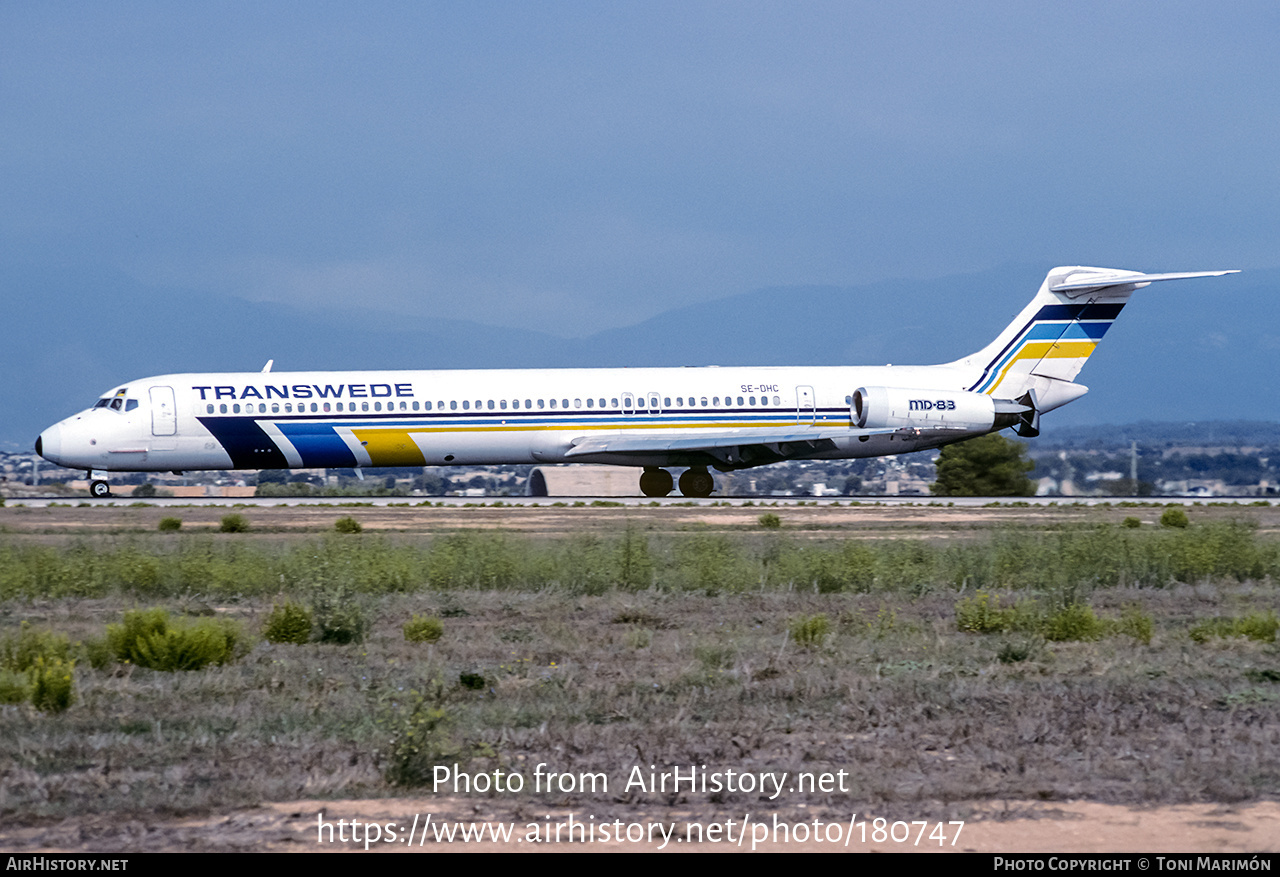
[3,502,1277,854]
[5,798,1278,853]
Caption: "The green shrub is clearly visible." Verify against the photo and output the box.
[311,586,368,645]
[1160,507,1190,529]
[1042,603,1106,642]
[158,517,183,532]
[458,672,487,690]
[757,513,782,529]
[1,622,72,671]
[788,613,831,649]
[81,636,114,670]
[1113,605,1154,645]
[1190,611,1279,644]
[263,601,314,644]
[1122,516,1142,529]
[997,638,1042,664]
[0,669,31,704]
[219,513,250,533]
[382,687,461,787]
[956,592,1016,634]
[106,608,246,671]
[29,657,76,712]
[334,516,363,534]
[403,614,444,644]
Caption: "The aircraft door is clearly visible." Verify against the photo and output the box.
[149,386,177,436]
[796,386,816,423]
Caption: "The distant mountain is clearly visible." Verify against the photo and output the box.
[5,261,1274,449]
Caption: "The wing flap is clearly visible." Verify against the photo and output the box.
[565,427,896,458]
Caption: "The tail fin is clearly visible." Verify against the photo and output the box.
[950,266,1238,410]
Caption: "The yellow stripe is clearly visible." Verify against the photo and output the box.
[351,428,426,466]
[987,340,1097,394]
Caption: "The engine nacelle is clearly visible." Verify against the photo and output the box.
[853,386,1004,431]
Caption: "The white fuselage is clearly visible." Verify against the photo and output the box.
[36,363,982,475]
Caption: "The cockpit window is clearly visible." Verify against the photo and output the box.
[110,398,123,411]
[94,399,111,408]
[125,399,139,412]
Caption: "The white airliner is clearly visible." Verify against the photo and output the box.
[36,266,1237,498]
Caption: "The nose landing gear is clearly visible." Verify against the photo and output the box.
[88,470,111,498]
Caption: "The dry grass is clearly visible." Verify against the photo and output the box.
[1,503,1277,829]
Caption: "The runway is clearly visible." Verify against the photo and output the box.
[5,494,1271,509]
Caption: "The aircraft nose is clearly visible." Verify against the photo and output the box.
[37,423,62,463]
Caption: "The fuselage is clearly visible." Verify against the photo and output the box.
[36,363,979,475]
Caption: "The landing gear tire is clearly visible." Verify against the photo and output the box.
[639,468,673,497]
[89,480,111,498]
[678,467,715,498]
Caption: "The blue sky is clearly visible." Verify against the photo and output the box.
[3,1,1276,339]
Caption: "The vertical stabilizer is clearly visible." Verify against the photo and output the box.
[948,267,1237,410]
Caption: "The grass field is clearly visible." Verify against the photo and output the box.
[1,501,1277,843]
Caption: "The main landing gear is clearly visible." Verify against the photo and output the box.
[89,479,111,498]
[638,466,715,498]
[639,467,673,497]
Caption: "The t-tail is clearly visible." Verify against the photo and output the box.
[947,266,1239,422]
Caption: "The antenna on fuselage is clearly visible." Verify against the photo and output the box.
[261,359,274,373]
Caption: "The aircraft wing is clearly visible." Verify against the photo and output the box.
[564,426,899,459]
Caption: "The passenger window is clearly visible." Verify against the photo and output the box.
[272,403,279,413]
[585,398,593,408]
[550,399,557,409]
[749,396,756,406]
[538,399,545,409]
[220,404,228,414]
[323,402,330,412]
[462,401,470,410]
[450,401,457,410]
[207,404,215,414]
[561,399,569,408]
[773,395,781,406]
[525,399,532,408]
[574,399,582,409]
[285,403,292,413]
[488,400,495,410]
[233,404,241,413]
[416,401,422,410]
[375,402,382,411]
[664,397,671,407]
[310,403,318,412]
[500,400,507,410]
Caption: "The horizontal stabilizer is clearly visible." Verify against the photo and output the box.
[1049,269,1239,294]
